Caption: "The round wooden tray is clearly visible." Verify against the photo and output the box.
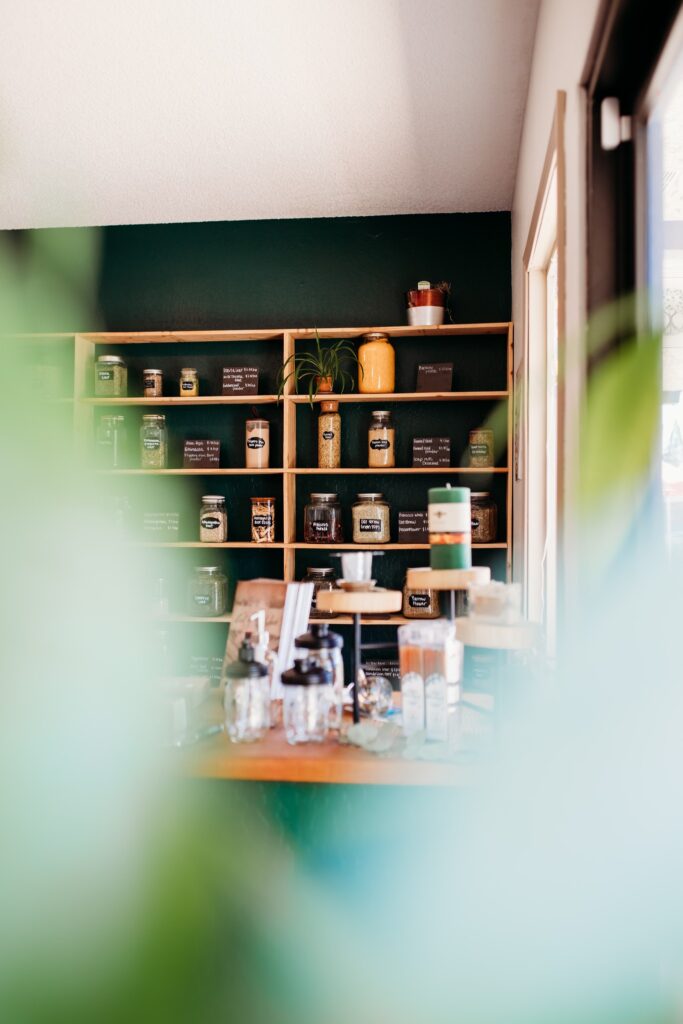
[317,588,403,615]
[455,616,540,650]
[405,566,491,591]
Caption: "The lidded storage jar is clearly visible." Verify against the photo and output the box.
[223,634,270,743]
[179,367,199,397]
[187,566,228,617]
[295,623,345,730]
[250,497,276,543]
[245,419,270,469]
[142,368,163,398]
[352,493,390,543]
[140,413,168,469]
[95,355,127,397]
[199,495,228,542]
[469,428,494,468]
[96,414,128,468]
[318,401,341,469]
[368,410,395,468]
[358,332,395,394]
[402,579,441,619]
[303,567,339,618]
[304,493,343,544]
[470,492,497,543]
[281,658,333,745]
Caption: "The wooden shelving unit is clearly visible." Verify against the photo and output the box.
[74,322,513,637]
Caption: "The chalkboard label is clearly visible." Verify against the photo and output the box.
[398,510,429,543]
[183,439,221,468]
[412,437,451,467]
[359,518,382,532]
[142,511,180,539]
[409,593,430,609]
[416,362,453,392]
[222,366,259,395]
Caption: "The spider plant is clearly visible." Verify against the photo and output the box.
[277,332,361,406]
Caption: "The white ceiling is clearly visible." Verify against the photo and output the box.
[0,0,540,230]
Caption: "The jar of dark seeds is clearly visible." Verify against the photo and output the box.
[470,492,497,543]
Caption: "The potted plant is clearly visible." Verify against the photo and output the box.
[277,332,361,406]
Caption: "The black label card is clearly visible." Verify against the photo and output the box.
[412,437,451,467]
[222,366,259,395]
[416,362,453,392]
[183,439,221,468]
[398,510,429,543]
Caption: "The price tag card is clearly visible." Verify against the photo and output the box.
[412,436,451,467]
[398,510,429,543]
[142,511,180,539]
[416,362,453,392]
[222,366,259,395]
[183,439,221,468]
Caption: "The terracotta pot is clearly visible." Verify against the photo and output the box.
[315,375,334,393]
[406,288,447,308]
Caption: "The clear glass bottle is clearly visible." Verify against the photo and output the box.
[179,367,199,397]
[351,492,390,543]
[368,410,395,467]
[96,414,128,468]
[470,492,498,543]
[294,624,345,730]
[282,658,333,744]
[302,567,339,618]
[245,419,270,469]
[358,332,395,394]
[303,493,343,543]
[223,634,270,743]
[199,495,228,542]
[318,401,341,468]
[187,566,228,617]
[250,497,276,543]
[140,413,168,469]
[95,355,127,397]
[142,368,163,397]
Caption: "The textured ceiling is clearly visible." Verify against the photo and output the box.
[0,0,540,230]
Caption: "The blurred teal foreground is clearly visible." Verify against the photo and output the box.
[0,228,681,1024]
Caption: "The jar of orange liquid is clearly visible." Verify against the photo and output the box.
[358,332,395,393]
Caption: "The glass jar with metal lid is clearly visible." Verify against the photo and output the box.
[140,413,168,469]
[368,409,395,467]
[352,493,390,543]
[95,355,127,397]
[281,658,333,744]
[223,634,270,743]
[199,495,228,542]
[358,332,395,394]
[179,367,199,397]
[295,623,345,730]
[303,493,343,544]
[187,566,228,617]
[470,492,498,543]
[142,368,163,398]
[96,414,128,468]
[303,567,339,618]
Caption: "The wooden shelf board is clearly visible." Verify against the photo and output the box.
[97,468,283,476]
[133,541,285,549]
[288,467,508,475]
[80,395,279,406]
[160,614,409,626]
[291,323,511,339]
[289,542,507,550]
[288,391,508,404]
[78,330,284,344]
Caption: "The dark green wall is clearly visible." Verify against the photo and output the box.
[98,213,510,329]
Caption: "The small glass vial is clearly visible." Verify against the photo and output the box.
[142,368,163,398]
[302,567,339,618]
[250,497,276,543]
[303,493,343,544]
[368,410,395,468]
[95,355,127,397]
[140,413,168,469]
[351,493,390,543]
[245,419,270,469]
[199,495,228,542]
[96,414,128,468]
[223,634,270,743]
[187,566,228,616]
[179,367,199,397]
[469,428,494,468]
[470,492,498,543]
[295,624,345,730]
[318,401,341,469]
[282,658,333,744]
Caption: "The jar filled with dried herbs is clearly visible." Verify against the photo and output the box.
[199,495,228,542]
[142,368,163,397]
[470,492,497,543]
[368,410,395,468]
[251,497,276,543]
[469,428,494,468]
[140,414,168,469]
[352,493,390,543]
[179,367,199,397]
[187,566,228,617]
[318,401,341,468]
[95,355,127,397]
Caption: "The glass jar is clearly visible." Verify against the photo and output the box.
[352,492,390,543]
[140,413,168,469]
[358,332,395,393]
[402,581,441,619]
[223,635,270,743]
[187,566,228,617]
[250,497,276,543]
[199,495,228,542]
[245,418,270,469]
[398,621,462,740]
[470,492,498,543]
[318,401,341,469]
[303,493,343,544]
[303,567,339,618]
[295,624,345,730]
[469,428,494,468]
[179,367,199,397]
[142,368,163,398]
[368,409,395,467]
[282,658,333,744]
[95,355,127,397]
[96,414,128,468]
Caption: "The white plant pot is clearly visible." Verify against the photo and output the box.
[407,305,445,327]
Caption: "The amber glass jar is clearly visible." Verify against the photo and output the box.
[358,333,395,394]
